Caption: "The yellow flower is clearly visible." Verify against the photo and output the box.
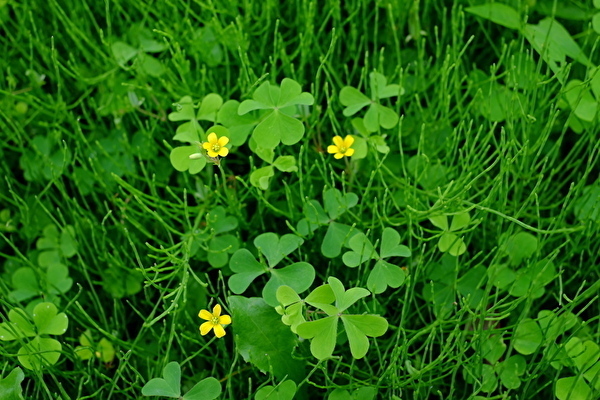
[202,132,229,158]
[198,304,231,338]
[327,135,355,159]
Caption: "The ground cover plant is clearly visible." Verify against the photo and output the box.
[0,0,599,399]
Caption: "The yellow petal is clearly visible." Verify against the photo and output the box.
[327,145,339,154]
[345,148,355,157]
[198,309,213,320]
[344,135,355,147]
[207,132,218,143]
[217,136,229,146]
[332,136,344,148]
[219,315,232,325]
[199,321,213,336]
[218,147,229,157]
[212,304,222,317]
[334,153,344,159]
[207,149,219,158]
[213,324,226,338]
[202,142,211,150]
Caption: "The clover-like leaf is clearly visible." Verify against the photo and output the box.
[322,222,357,259]
[0,308,36,341]
[255,380,297,400]
[228,249,268,294]
[206,206,238,234]
[513,318,542,355]
[324,188,359,220]
[17,337,62,371]
[168,96,196,122]
[379,227,411,258]
[238,78,314,149]
[217,100,257,146]
[341,314,388,359]
[438,232,467,256]
[207,234,239,268]
[170,146,207,174]
[555,376,592,400]
[46,263,73,295]
[498,355,526,389]
[296,316,339,360]
[0,367,25,400]
[263,262,315,307]
[342,232,377,268]
[340,72,400,132]
[141,361,181,398]
[367,260,407,294]
[250,166,275,190]
[254,233,303,268]
[328,277,370,312]
[503,232,538,265]
[183,377,221,400]
[197,93,223,122]
[9,267,40,302]
[32,302,68,336]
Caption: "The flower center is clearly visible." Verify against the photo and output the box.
[212,144,221,152]
[339,146,347,153]
[211,316,220,325]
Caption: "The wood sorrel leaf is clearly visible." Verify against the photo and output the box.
[141,361,181,398]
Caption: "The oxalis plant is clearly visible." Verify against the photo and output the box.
[276,277,388,360]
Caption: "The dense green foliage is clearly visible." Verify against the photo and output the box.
[1,0,599,399]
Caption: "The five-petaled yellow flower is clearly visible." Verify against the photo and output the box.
[198,304,231,338]
[327,135,355,159]
[202,132,230,158]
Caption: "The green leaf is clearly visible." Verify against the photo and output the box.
[229,296,305,383]
[0,309,36,341]
[296,316,339,360]
[250,166,275,190]
[254,233,303,267]
[565,79,598,122]
[379,227,411,258]
[239,79,313,148]
[370,72,402,99]
[341,314,388,359]
[513,318,542,355]
[141,361,181,398]
[168,96,196,122]
[255,380,296,400]
[465,3,522,30]
[273,155,298,172]
[137,53,165,77]
[488,264,516,289]
[342,232,377,268]
[102,266,143,298]
[367,260,406,294]
[328,276,370,312]
[217,100,257,146]
[263,262,315,307]
[449,212,470,231]
[170,146,206,174]
[207,235,239,268]
[206,206,238,234]
[183,377,221,400]
[429,215,448,231]
[340,87,371,116]
[17,337,62,370]
[305,284,336,309]
[323,188,359,220]
[228,249,267,294]
[32,302,68,336]
[593,13,600,35]
[111,41,138,65]
[59,226,77,257]
[498,355,526,389]
[254,110,305,148]
[565,338,600,373]
[438,232,467,256]
[503,232,538,266]
[322,222,356,258]
[197,93,223,122]
[46,263,73,295]
[480,334,506,364]
[9,267,40,302]
[173,121,202,143]
[276,285,302,307]
[0,367,25,400]
[574,184,600,223]
[555,376,592,400]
